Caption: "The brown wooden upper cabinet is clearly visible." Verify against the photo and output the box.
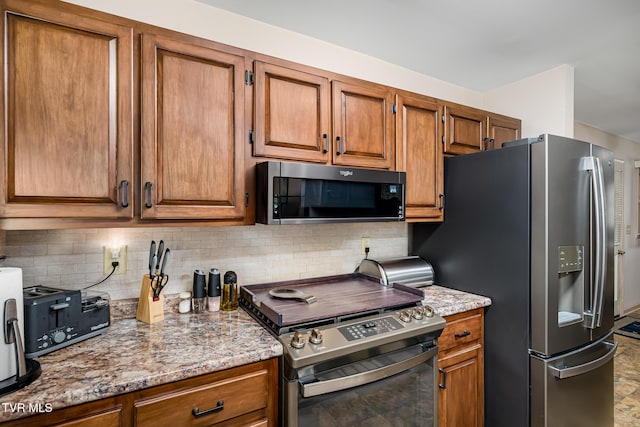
[332,80,394,169]
[443,104,521,155]
[253,61,331,163]
[252,61,394,170]
[0,3,134,218]
[140,33,246,220]
[488,113,521,149]
[396,93,444,221]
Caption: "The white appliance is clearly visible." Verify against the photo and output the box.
[0,267,40,396]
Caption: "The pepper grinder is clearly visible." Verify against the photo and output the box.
[207,268,221,312]
[221,271,238,312]
[192,269,206,313]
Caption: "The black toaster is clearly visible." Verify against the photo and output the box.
[23,286,110,358]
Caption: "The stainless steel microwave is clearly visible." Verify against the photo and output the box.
[256,161,406,225]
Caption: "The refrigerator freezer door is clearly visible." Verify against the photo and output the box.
[530,332,616,427]
[530,135,614,356]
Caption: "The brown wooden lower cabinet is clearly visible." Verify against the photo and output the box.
[438,309,485,427]
[0,359,278,427]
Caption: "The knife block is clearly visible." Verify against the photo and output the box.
[136,274,164,324]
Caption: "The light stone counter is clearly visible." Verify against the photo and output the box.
[422,285,492,317]
[0,309,282,422]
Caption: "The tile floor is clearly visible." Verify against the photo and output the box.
[614,311,640,427]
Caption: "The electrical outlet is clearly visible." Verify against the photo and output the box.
[361,237,371,255]
[103,245,127,275]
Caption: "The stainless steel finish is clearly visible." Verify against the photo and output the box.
[255,160,406,225]
[308,328,323,345]
[4,299,26,378]
[357,256,434,288]
[279,310,445,369]
[290,332,306,349]
[530,333,615,427]
[269,288,317,304]
[548,340,617,379]
[300,344,437,397]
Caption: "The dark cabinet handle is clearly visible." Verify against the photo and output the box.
[120,180,129,208]
[490,138,496,150]
[483,137,490,151]
[322,133,329,153]
[438,194,445,210]
[144,182,153,208]
[192,400,224,418]
[454,329,471,339]
[438,368,447,389]
[336,136,343,155]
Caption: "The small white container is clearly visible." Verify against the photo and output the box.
[178,291,192,313]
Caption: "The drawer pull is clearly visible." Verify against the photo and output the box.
[454,329,471,339]
[192,400,224,418]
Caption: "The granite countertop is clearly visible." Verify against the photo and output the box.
[423,285,492,317]
[0,309,283,422]
[0,285,490,422]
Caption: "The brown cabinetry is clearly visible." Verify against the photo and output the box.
[253,60,331,163]
[396,92,444,221]
[253,61,394,170]
[438,308,484,427]
[140,32,246,220]
[443,104,521,155]
[332,80,394,169]
[0,0,134,219]
[1,359,278,427]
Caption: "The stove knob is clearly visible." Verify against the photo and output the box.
[309,328,323,345]
[53,331,66,344]
[424,305,434,317]
[399,310,412,323]
[290,332,306,349]
[412,308,423,320]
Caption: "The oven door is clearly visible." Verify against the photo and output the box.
[284,342,438,427]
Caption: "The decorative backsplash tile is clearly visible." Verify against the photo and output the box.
[4,223,408,300]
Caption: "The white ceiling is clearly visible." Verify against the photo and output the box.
[197,0,640,143]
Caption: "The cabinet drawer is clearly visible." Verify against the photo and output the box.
[134,368,269,426]
[439,311,482,352]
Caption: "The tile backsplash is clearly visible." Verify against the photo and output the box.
[4,223,408,300]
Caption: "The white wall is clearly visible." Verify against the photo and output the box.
[575,122,640,313]
[484,64,575,138]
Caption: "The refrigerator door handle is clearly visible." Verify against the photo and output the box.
[581,156,607,329]
[547,340,617,380]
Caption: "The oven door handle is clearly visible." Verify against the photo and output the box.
[300,345,438,398]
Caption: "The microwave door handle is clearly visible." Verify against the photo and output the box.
[300,345,437,398]
[581,156,607,329]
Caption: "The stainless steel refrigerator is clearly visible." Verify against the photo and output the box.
[410,134,617,426]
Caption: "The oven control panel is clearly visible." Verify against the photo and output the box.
[338,316,403,341]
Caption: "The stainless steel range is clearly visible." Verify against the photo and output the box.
[240,273,445,427]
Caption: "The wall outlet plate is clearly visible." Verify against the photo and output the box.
[104,245,127,275]
[361,237,371,255]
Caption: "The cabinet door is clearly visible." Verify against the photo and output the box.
[332,80,394,169]
[443,104,488,155]
[141,33,245,220]
[396,93,443,221]
[438,348,482,427]
[0,5,133,218]
[253,61,331,163]
[488,114,521,149]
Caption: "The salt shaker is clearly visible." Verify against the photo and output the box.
[178,292,191,313]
